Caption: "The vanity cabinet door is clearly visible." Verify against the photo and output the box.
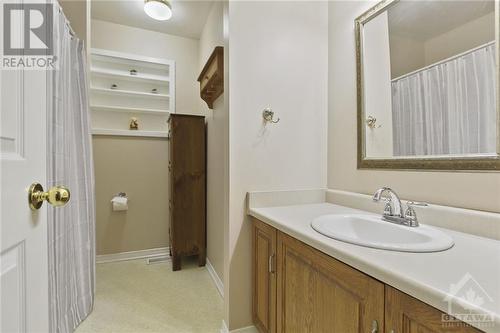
[385,286,483,333]
[276,232,385,333]
[252,218,277,333]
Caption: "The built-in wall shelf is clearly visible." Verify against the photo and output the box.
[90,48,175,134]
[90,87,170,99]
[90,105,169,115]
[91,67,170,84]
[92,128,169,138]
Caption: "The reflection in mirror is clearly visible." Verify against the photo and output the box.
[359,0,498,162]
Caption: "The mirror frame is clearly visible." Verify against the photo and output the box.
[355,0,500,171]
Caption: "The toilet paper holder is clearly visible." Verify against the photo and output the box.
[111,192,128,212]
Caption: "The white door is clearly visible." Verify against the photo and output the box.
[1,1,50,332]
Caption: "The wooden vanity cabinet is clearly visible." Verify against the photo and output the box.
[276,232,384,333]
[252,218,384,333]
[252,219,484,333]
[252,218,277,333]
[385,286,482,333]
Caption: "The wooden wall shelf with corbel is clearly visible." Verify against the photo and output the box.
[198,46,224,109]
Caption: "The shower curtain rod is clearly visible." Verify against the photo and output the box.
[391,40,496,83]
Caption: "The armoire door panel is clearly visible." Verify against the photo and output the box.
[168,114,206,271]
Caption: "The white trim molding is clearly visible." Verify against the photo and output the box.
[220,321,258,333]
[220,320,228,333]
[96,247,170,264]
[206,258,224,298]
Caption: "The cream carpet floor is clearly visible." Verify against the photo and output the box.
[76,258,223,333]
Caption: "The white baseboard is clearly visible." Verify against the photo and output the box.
[220,320,228,333]
[206,258,224,298]
[220,320,258,333]
[96,247,170,264]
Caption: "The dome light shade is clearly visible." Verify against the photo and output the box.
[144,0,172,21]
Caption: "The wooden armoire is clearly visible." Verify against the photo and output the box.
[168,114,206,271]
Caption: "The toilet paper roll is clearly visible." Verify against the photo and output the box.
[111,196,128,211]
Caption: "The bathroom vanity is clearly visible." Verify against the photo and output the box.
[248,191,500,333]
[253,217,481,333]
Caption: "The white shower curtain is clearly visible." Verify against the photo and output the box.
[392,43,497,156]
[47,4,95,333]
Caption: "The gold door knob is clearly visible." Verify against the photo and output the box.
[28,183,71,210]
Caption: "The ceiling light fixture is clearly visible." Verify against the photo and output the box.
[144,0,172,21]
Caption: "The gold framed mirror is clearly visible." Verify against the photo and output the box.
[355,0,500,171]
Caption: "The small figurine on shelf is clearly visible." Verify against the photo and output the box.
[151,88,158,94]
[129,117,139,130]
[110,84,118,90]
[130,69,137,76]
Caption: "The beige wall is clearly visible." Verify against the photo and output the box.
[227,1,328,329]
[424,12,495,65]
[93,136,169,255]
[390,11,495,78]
[328,1,500,214]
[91,19,201,115]
[389,34,425,79]
[199,2,227,283]
[363,11,393,157]
[59,0,88,42]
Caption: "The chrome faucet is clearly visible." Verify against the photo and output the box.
[372,187,427,227]
[373,187,403,217]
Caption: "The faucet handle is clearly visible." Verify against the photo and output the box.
[383,199,393,216]
[406,201,428,207]
[375,196,393,216]
[404,201,428,227]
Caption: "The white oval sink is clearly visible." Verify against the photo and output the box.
[311,214,454,252]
